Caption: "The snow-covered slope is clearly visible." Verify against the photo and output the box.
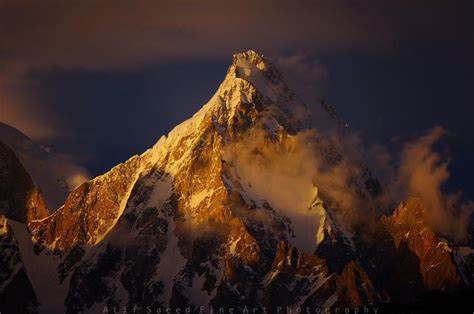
[0,215,39,312]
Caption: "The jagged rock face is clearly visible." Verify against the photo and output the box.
[263,241,382,309]
[454,246,474,287]
[0,142,48,224]
[29,155,143,250]
[0,215,38,313]
[383,197,460,291]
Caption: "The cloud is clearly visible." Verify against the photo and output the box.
[307,124,474,241]
[26,152,91,210]
[223,129,319,252]
[393,127,473,240]
[1,0,467,72]
[0,73,58,140]
[224,120,474,247]
[222,127,367,252]
[364,127,474,240]
[274,54,327,104]
[0,1,396,71]
[0,121,91,210]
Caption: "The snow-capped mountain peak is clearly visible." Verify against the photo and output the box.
[2,51,471,313]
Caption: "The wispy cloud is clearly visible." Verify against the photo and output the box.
[274,54,327,104]
[224,121,474,244]
[393,127,473,240]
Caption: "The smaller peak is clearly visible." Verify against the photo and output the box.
[400,197,426,215]
[392,197,427,226]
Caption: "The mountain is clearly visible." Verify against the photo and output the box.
[0,142,48,224]
[0,50,472,313]
[0,142,46,312]
[383,197,460,291]
[0,215,39,313]
[0,122,90,210]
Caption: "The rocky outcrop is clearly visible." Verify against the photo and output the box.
[29,155,143,250]
[454,246,474,287]
[263,241,382,309]
[383,197,460,291]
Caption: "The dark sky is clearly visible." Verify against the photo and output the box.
[0,1,473,198]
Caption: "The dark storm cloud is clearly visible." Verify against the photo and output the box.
[1,0,470,137]
[0,0,394,71]
[1,0,471,72]
[0,0,395,139]
[0,0,472,171]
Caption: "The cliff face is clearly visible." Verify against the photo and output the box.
[29,155,143,250]
[0,142,48,224]
[0,122,90,210]
[383,197,460,291]
[262,241,382,309]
